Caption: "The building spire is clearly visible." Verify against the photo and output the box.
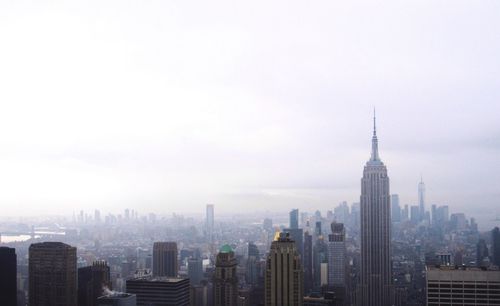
[370,109,380,161]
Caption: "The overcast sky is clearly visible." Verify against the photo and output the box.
[0,1,499,228]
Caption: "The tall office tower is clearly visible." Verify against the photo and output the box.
[290,209,299,229]
[313,236,328,291]
[359,114,392,306]
[246,242,260,285]
[476,239,489,267]
[303,232,313,295]
[426,265,500,305]
[188,257,204,286]
[96,293,136,306]
[0,247,16,306]
[206,204,215,242]
[265,232,303,306]
[213,245,238,306]
[327,223,346,288]
[78,261,112,306]
[126,277,190,306]
[418,177,425,221]
[153,242,178,277]
[390,194,401,222]
[29,242,77,306]
[401,204,409,222]
[492,227,500,266]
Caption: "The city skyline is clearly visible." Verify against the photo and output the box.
[0,1,499,225]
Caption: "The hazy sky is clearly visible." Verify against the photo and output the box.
[0,1,499,227]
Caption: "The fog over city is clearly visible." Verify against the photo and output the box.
[0,1,499,228]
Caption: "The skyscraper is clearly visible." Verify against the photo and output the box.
[0,247,17,306]
[213,244,238,306]
[153,242,178,277]
[476,239,489,267]
[206,204,215,242]
[29,242,77,306]
[188,257,204,286]
[418,177,426,221]
[290,209,299,229]
[78,261,112,306]
[246,242,260,286]
[390,194,401,223]
[303,232,313,295]
[492,227,500,266]
[265,232,303,306]
[359,114,392,306]
[327,222,346,287]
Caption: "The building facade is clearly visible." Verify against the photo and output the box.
[213,244,239,306]
[0,246,17,306]
[153,242,178,277]
[265,232,303,306]
[78,261,112,306]
[126,276,189,306]
[29,242,77,306]
[426,265,500,305]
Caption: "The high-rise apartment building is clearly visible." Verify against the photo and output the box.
[29,242,77,306]
[265,232,303,306]
[0,247,17,306]
[359,115,392,306]
[206,204,215,242]
[426,265,500,305]
[153,242,178,277]
[213,245,239,306]
[78,261,112,306]
[126,276,189,306]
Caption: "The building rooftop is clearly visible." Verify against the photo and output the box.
[128,276,187,283]
[219,244,233,253]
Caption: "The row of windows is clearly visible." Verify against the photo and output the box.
[428,283,500,289]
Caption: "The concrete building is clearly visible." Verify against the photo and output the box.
[78,261,112,306]
[426,265,500,305]
[126,276,189,306]
[359,114,393,306]
[29,242,77,306]
[0,247,17,306]
[153,242,178,277]
[265,232,303,306]
[213,244,238,306]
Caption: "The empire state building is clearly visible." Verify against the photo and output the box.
[359,115,393,306]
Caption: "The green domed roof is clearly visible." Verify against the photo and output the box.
[219,244,233,253]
